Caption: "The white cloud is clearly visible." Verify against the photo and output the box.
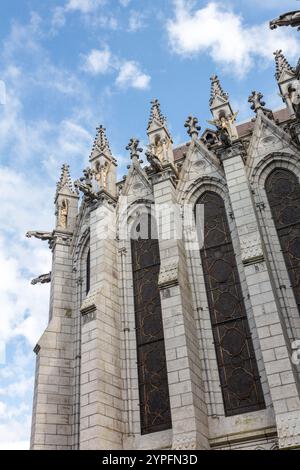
[167,0,300,76]
[82,47,151,90]
[65,0,105,14]
[0,440,29,450]
[0,377,34,398]
[82,48,114,75]
[119,0,131,6]
[51,7,66,29]
[116,61,151,89]
[128,10,146,32]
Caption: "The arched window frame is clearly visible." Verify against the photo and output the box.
[194,190,266,416]
[118,199,172,443]
[250,153,300,345]
[178,176,271,420]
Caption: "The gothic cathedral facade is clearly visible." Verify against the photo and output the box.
[29,50,300,450]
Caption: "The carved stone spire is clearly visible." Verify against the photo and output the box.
[273,50,300,118]
[90,125,113,162]
[55,164,78,232]
[56,164,75,197]
[147,99,166,130]
[147,99,174,164]
[274,50,296,82]
[209,75,229,108]
[88,125,117,197]
[208,75,238,143]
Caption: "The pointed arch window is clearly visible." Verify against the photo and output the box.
[265,168,300,314]
[196,192,265,416]
[131,212,172,434]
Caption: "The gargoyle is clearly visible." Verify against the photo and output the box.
[270,11,300,30]
[145,150,164,173]
[31,272,51,285]
[26,231,53,241]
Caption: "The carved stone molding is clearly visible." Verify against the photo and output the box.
[217,141,245,161]
[80,290,101,324]
[172,436,197,450]
[240,233,264,265]
[277,413,300,449]
[158,262,179,288]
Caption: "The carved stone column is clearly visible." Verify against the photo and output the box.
[79,196,123,449]
[151,165,209,450]
[30,232,74,450]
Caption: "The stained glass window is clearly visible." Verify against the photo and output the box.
[265,168,300,314]
[131,213,172,434]
[196,192,265,416]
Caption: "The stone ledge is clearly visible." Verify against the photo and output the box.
[158,262,179,289]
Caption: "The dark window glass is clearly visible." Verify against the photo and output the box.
[86,249,90,295]
[265,168,300,313]
[196,192,265,416]
[131,213,172,434]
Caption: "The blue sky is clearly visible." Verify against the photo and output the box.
[0,0,299,449]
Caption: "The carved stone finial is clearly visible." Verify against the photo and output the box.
[184,115,201,140]
[74,167,98,202]
[209,75,229,107]
[90,125,112,161]
[248,91,265,113]
[270,11,300,31]
[56,164,74,197]
[274,50,295,81]
[126,138,143,161]
[148,99,166,129]
[247,91,273,120]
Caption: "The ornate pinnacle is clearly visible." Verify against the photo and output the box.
[56,164,74,195]
[90,125,112,160]
[209,75,229,107]
[274,50,295,81]
[184,115,201,140]
[126,138,143,161]
[148,99,166,129]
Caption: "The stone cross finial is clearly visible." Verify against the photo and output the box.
[248,91,274,120]
[248,91,265,114]
[148,99,166,129]
[274,50,295,81]
[126,138,143,161]
[209,75,229,107]
[184,115,201,140]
